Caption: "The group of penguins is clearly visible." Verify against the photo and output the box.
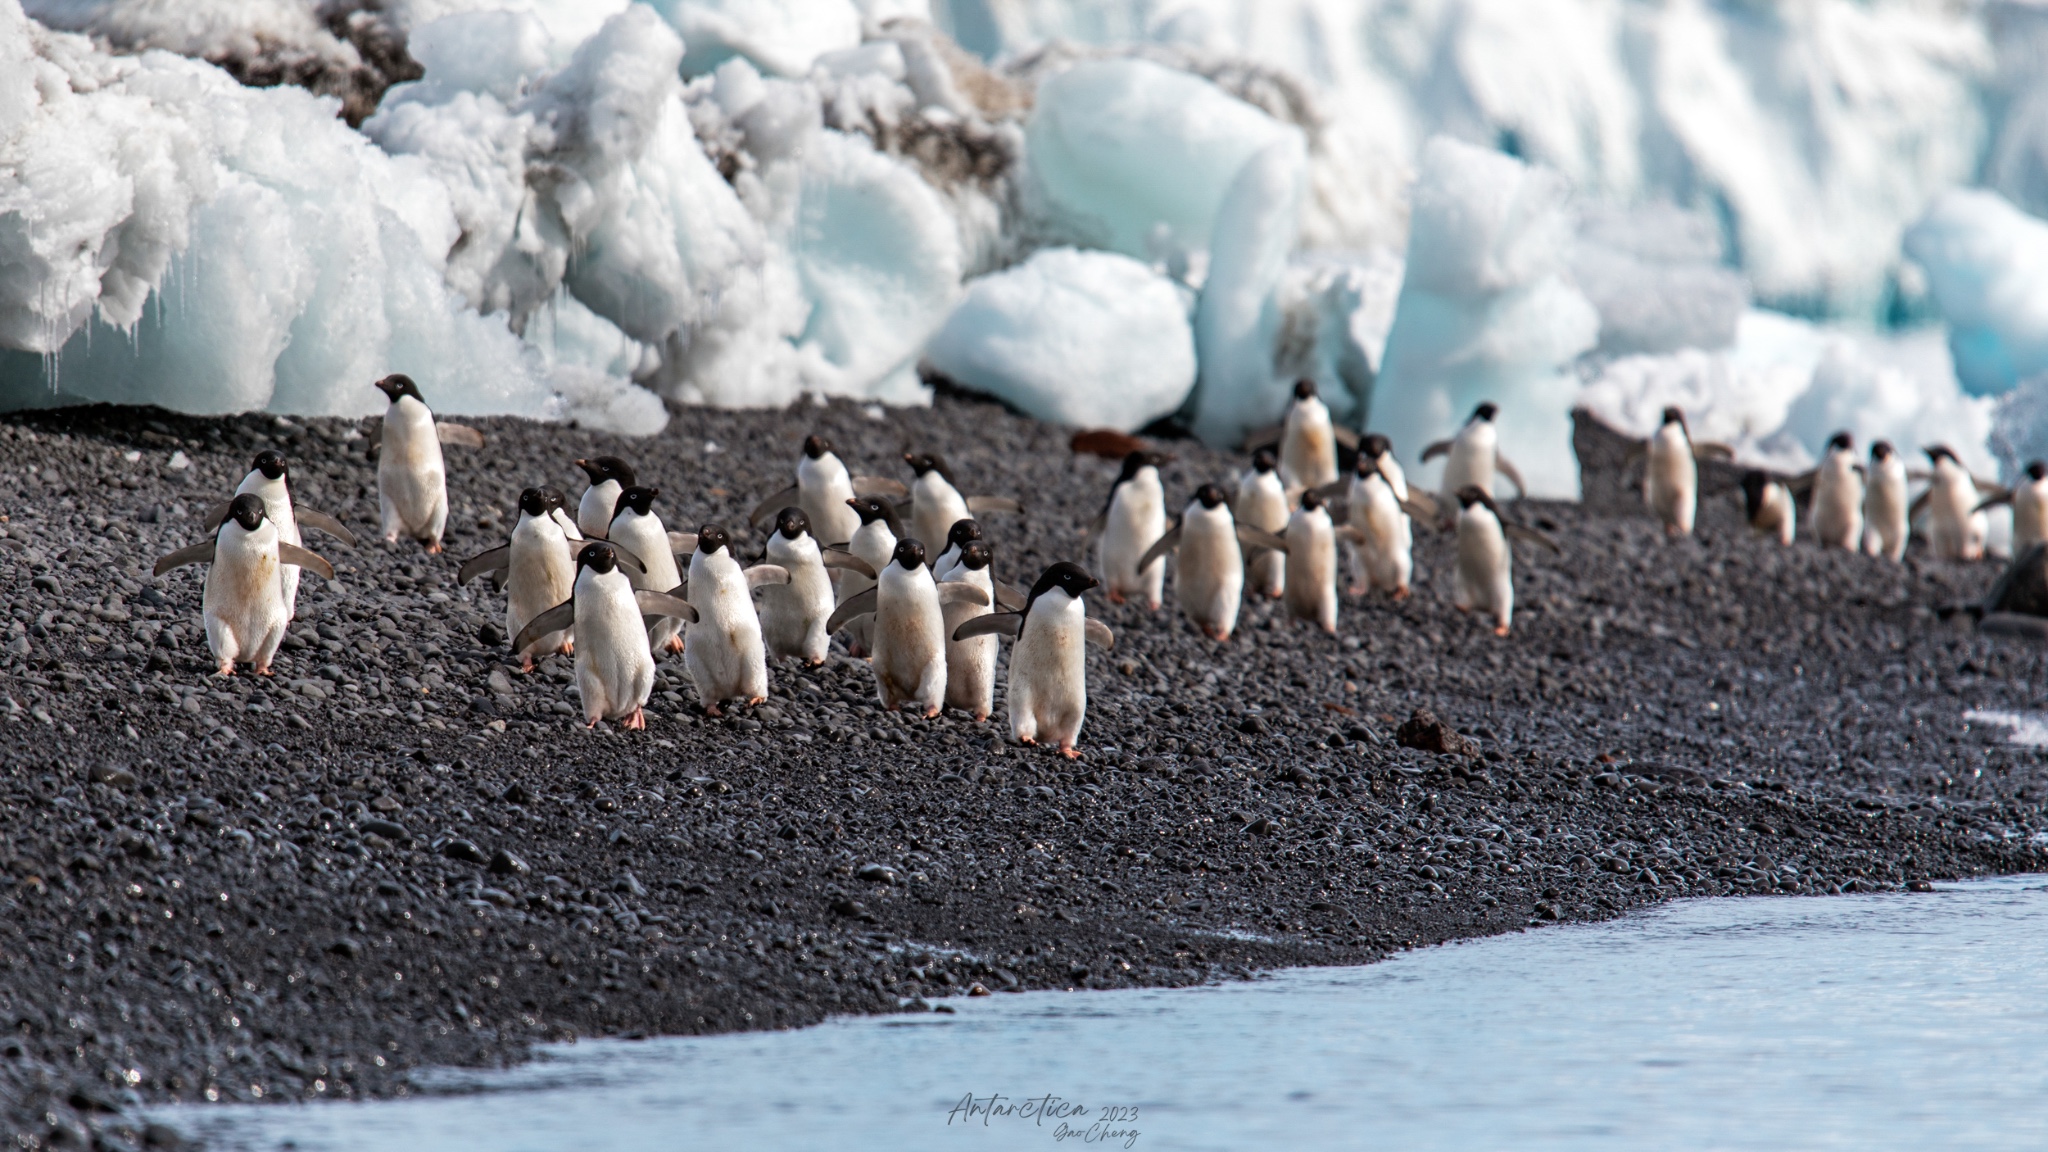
[150,374,2033,759]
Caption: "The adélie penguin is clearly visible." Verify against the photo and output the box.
[1139,484,1286,641]
[952,562,1116,758]
[608,486,687,654]
[1863,440,1910,560]
[1344,435,1435,599]
[1643,407,1700,537]
[1234,448,1290,599]
[1452,486,1559,636]
[203,449,356,621]
[512,542,698,729]
[1422,402,1524,507]
[1982,461,2048,555]
[941,539,1000,720]
[837,495,904,658]
[827,539,990,716]
[747,434,902,549]
[1914,446,1994,562]
[1094,450,1169,609]
[1244,379,1359,494]
[153,494,335,676]
[1282,488,1360,633]
[759,507,874,666]
[932,517,984,580]
[679,524,788,715]
[1807,431,1864,550]
[574,456,636,539]
[373,374,483,554]
[902,453,1023,559]
[1741,471,1797,546]
[459,488,652,671]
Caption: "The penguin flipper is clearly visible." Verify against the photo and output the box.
[821,548,877,579]
[952,612,1023,642]
[1311,480,1348,502]
[1235,524,1289,556]
[512,600,576,652]
[1324,499,1350,522]
[1084,619,1115,649]
[152,541,216,576]
[634,590,698,624]
[966,495,1023,515]
[276,543,336,581]
[604,542,648,575]
[1976,491,2015,514]
[851,476,909,499]
[668,531,698,556]
[457,545,511,586]
[1398,497,1437,522]
[1335,525,1368,547]
[1495,455,1527,499]
[1330,426,1360,450]
[201,500,233,532]
[1241,425,1282,452]
[994,582,1027,611]
[1908,489,1932,524]
[937,581,991,607]
[436,422,485,449]
[1505,524,1562,554]
[1976,480,2011,502]
[748,486,800,529]
[1085,509,1108,535]
[1785,471,1817,498]
[295,508,358,547]
[745,565,791,589]
[1420,440,1453,463]
[1692,441,1736,462]
[826,588,879,634]
[1980,612,2048,641]
[1138,525,1182,573]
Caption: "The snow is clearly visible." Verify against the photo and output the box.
[644,0,863,79]
[1903,189,2048,398]
[924,247,1195,430]
[1572,203,1748,358]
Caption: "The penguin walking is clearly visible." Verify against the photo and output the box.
[512,542,698,729]
[903,453,1022,557]
[154,494,335,676]
[1283,489,1362,633]
[1245,379,1359,494]
[1452,486,1559,636]
[827,539,989,716]
[1140,485,1286,641]
[1344,435,1434,599]
[204,449,356,620]
[759,507,873,665]
[373,374,483,554]
[1422,402,1525,507]
[574,457,636,539]
[952,562,1116,758]
[1643,408,1700,537]
[838,495,904,657]
[1235,448,1290,599]
[748,434,907,548]
[1914,447,1995,561]
[941,540,1001,720]
[1741,471,1797,546]
[678,525,788,715]
[1863,440,1910,560]
[1982,462,2048,555]
[932,518,984,581]
[608,486,688,654]
[459,488,653,671]
[1806,432,1865,549]
[1093,451,1169,609]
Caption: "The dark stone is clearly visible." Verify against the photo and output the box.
[329,938,361,959]
[490,849,529,876]
[361,819,408,842]
[502,782,534,805]
[437,837,488,865]
[478,622,506,647]
[1395,708,1474,756]
[856,863,897,884]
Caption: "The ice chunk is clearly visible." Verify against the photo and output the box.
[1185,136,1309,447]
[1903,189,2048,398]
[643,0,863,79]
[1024,59,1300,263]
[924,247,1195,431]
[1572,203,1748,357]
[1372,138,1598,499]
[1783,334,1995,478]
[405,10,552,103]
[1268,248,1405,430]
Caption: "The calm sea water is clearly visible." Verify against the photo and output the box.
[165,876,2048,1151]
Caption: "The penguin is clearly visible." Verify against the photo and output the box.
[1243,379,1357,494]
[827,538,990,716]
[838,495,904,658]
[932,517,984,581]
[1422,402,1525,506]
[941,540,999,720]
[676,524,788,715]
[1344,435,1435,599]
[1981,461,2048,555]
[1914,446,1994,562]
[1741,471,1797,546]
[574,457,636,539]
[1452,486,1559,636]
[373,374,482,553]
[202,450,356,621]
[758,507,873,666]
[511,542,698,729]
[1283,489,1360,633]
[748,434,903,548]
[153,494,335,676]
[1862,440,1910,561]
[952,562,1116,758]
[1139,484,1286,641]
[459,488,653,672]
[903,453,1023,557]
[608,486,687,654]
[1644,407,1699,537]
[1235,448,1290,599]
[1808,432,1865,550]
[1093,450,1169,609]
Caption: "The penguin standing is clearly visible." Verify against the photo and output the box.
[680,525,787,715]
[759,507,872,666]
[1422,402,1525,507]
[749,434,903,549]
[941,540,999,720]
[512,542,697,729]
[1245,380,1358,494]
[1452,486,1558,636]
[1992,462,2048,555]
[827,539,989,716]
[903,453,1022,558]
[153,494,335,676]
[1345,435,1433,599]
[1140,485,1286,641]
[1809,432,1865,550]
[373,374,483,554]
[206,449,355,620]
[1235,448,1289,599]
[932,517,984,581]
[460,488,583,671]
[1644,408,1699,537]
[952,562,1116,758]
[1863,440,1910,561]
[1094,451,1169,610]
[1283,489,1358,633]
[1915,446,1993,562]
[838,495,903,658]
[608,486,687,654]
[574,457,636,539]
[1741,471,1797,546]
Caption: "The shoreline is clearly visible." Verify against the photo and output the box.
[0,398,2041,1148]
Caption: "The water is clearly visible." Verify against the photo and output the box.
[167,877,2048,1151]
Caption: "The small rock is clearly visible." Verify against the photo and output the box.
[330,938,361,958]
[488,669,515,696]
[830,897,866,917]
[502,782,534,804]
[967,982,991,996]
[856,863,897,884]
[88,763,138,789]
[1907,879,1935,892]
[372,795,403,813]
[361,819,408,842]
[613,871,646,897]
[479,622,506,647]
[1395,708,1474,756]
[31,574,60,595]
[438,838,488,865]
[1237,715,1266,735]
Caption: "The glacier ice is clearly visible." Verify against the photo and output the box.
[1572,203,1748,358]
[645,0,862,79]
[924,247,1194,431]
[1372,137,1599,500]
[1903,189,2048,399]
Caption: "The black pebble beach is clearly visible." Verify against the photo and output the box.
[0,396,2042,1147]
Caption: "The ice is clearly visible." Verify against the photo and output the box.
[1572,203,1748,357]
[1372,137,1599,500]
[924,247,1195,431]
[643,0,862,79]
[1902,189,2048,398]
[1185,136,1309,447]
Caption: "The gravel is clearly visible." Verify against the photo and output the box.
[0,398,2043,1147]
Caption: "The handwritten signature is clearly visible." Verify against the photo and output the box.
[946,1093,1142,1148]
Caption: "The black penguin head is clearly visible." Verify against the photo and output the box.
[802,434,832,460]
[902,452,953,483]
[696,525,730,556]
[775,507,812,540]
[1470,402,1499,423]
[957,540,993,571]
[251,450,287,481]
[1028,561,1099,609]
[1360,433,1391,462]
[577,541,618,575]
[848,496,895,526]
[1455,485,1498,515]
[1870,440,1894,462]
[1299,488,1326,512]
[1827,431,1853,452]
[1925,445,1957,465]
[1660,406,1686,428]
[1195,484,1228,509]
[1117,450,1168,484]
[945,518,984,553]
[1251,448,1278,474]
[891,538,927,571]
[227,493,267,532]
[1293,378,1317,401]
[2029,461,2048,482]
[576,456,635,486]
[517,487,551,518]
[373,374,422,403]
[1741,470,1772,521]
[613,485,659,521]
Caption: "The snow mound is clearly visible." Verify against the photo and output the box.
[1903,189,2048,398]
[924,247,1195,431]
[1572,203,1748,358]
